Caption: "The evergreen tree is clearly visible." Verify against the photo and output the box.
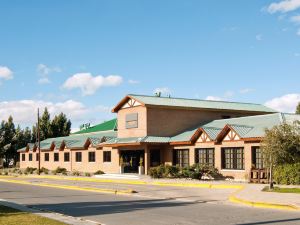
[296,102,300,115]
[50,113,71,137]
[1,116,16,166]
[39,107,51,141]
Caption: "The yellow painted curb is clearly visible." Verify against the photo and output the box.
[26,175,147,185]
[228,186,300,211]
[0,178,136,195]
[229,195,300,211]
[152,182,243,189]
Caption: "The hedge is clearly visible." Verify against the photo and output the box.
[274,163,300,185]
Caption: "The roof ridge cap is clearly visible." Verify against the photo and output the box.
[128,94,269,106]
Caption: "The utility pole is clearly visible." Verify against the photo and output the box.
[37,108,41,175]
[269,155,273,189]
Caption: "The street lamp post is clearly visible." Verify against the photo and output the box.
[37,108,41,175]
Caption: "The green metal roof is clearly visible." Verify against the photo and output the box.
[72,118,117,135]
[104,136,171,145]
[170,113,300,142]
[129,94,277,113]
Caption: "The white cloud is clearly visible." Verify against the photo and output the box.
[265,93,300,112]
[128,79,140,84]
[37,64,61,84]
[38,77,51,84]
[0,99,88,125]
[240,88,255,94]
[63,73,123,96]
[153,87,171,96]
[0,99,114,131]
[290,15,300,23]
[267,0,300,14]
[256,34,263,41]
[0,66,13,81]
[205,96,224,101]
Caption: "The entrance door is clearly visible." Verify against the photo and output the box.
[121,150,144,173]
[150,149,161,167]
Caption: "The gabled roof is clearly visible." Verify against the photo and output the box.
[72,118,117,135]
[169,113,300,143]
[112,94,277,113]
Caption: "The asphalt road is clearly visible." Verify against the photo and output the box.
[0,182,299,225]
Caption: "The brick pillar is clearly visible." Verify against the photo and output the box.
[144,146,150,175]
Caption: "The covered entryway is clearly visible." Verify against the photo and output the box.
[120,150,144,173]
[150,149,161,167]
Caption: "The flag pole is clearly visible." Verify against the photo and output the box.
[37,108,41,175]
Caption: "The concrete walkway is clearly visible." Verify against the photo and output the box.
[233,184,300,209]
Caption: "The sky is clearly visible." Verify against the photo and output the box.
[0,0,300,131]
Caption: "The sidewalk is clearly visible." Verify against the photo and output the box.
[231,184,300,210]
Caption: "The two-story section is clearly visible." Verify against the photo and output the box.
[107,94,276,174]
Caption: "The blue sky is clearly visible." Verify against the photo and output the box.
[0,0,300,131]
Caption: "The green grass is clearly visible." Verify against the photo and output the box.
[0,205,66,225]
[262,186,300,194]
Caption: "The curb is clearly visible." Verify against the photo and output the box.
[229,194,300,211]
[27,175,148,185]
[228,187,300,211]
[152,182,243,189]
[0,178,136,195]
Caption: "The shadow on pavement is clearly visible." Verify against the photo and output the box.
[28,198,200,217]
[237,218,300,225]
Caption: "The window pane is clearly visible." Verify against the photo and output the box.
[103,151,111,162]
[64,152,70,162]
[222,148,244,170]
[54,153,59,162]
[89,152,96,162]
[76,152,82,162]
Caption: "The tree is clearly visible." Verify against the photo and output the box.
[261,122,300,188]
[39,107,51,141]
[296,102,300,115]
[0,116,16,166]
[50,113,71,137]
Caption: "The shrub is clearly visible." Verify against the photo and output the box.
[24,167,36,174]
[72,170,80,176]
[54,167,67,174]
[149,164,222,180]
[40,167,49,174]
[85,172,91,177]
[274,163,300,185]
[94,170,105,175]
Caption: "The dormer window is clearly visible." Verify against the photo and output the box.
[126,113,138,129]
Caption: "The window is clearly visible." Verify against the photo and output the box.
[54,153,59,162]
[75,152,82,162]
[29,153,32,161]
[44,153,49,161]
[64,152,70,162]
[89,152,96,162]
[252,146,264,169]
[222,147,244,170]
[103,151,111,162]
[22,154,25,161]
[125,113,138,129]
[36,153,39,161]
[173,149,189,167]
[195,148,214,167]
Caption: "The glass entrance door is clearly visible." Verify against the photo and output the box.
[120,150,144,173]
